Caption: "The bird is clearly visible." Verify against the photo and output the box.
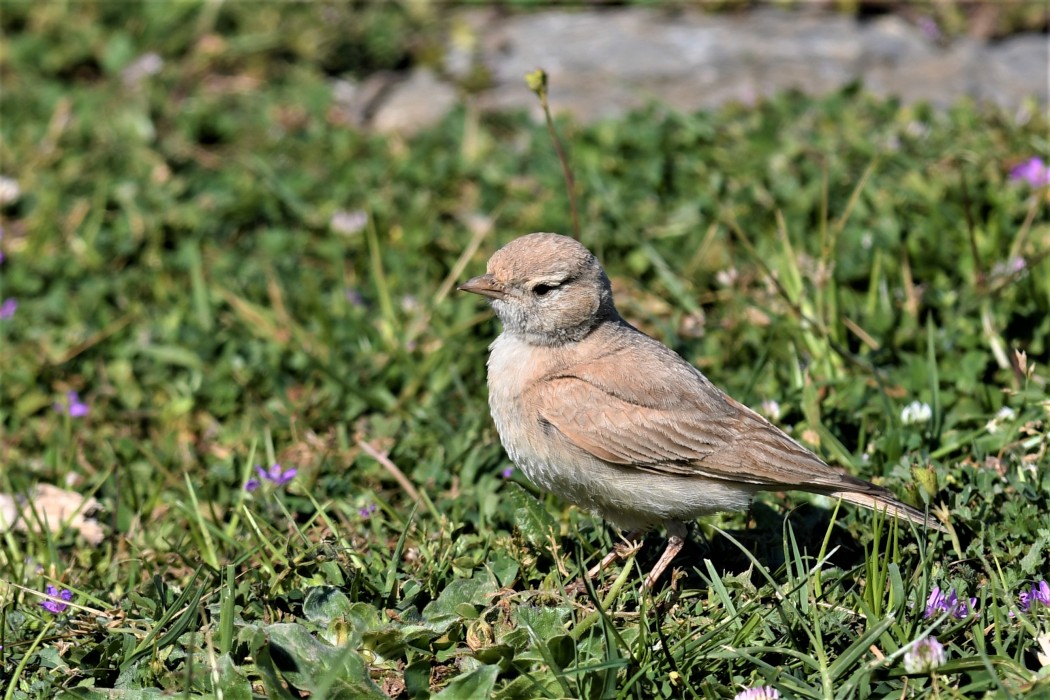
[459,232,944,588]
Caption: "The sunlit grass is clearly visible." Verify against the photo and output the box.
[1,3,1049,698]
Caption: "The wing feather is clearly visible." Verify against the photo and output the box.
[532,330,872,493]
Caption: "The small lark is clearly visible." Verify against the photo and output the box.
[461,232,943,587]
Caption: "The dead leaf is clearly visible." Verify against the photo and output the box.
[0,483,104,545]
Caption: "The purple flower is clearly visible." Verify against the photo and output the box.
[252,463,297,489]
[1009,157,1050,188]
[358,503,378,518]
[1035,580,1050,604]
[904,635,946,674]
[917,17,942,42]
[991,257,1027,277]
[924,586,976,619]
[923,587,946,617]
[40,585,72,614]
[501,467,514,479]
[1018,580,1050,613]
[345,288,366,308]
[68,392,89,417]
[54,391,89,417]
[0,298,16,320]
[245,463,296,491]
[734,687,780,700]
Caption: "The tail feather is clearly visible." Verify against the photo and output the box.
[828,490,946,533]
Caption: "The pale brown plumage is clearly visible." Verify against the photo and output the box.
[460,232,943,587]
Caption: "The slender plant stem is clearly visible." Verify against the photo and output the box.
[526,69,581,240]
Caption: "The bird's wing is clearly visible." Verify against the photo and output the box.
[532,332,870,493]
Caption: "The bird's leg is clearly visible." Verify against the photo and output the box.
[585,549,622,581]
[643,522,688,589]
[586,529,644,580]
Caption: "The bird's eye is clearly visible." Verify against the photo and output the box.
[532,283,557,296]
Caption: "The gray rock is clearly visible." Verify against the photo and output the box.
[443,8,500,83]
[977,34,1050,107]
[865,39,986,108]
[370,69,459,135]
[330,72,402,128]
[479,8,1047,120]
[860,15,936,65]
[354,8,1047,133]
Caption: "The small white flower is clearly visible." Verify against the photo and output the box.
[122,52,164,87]
[0,176,21,206]
[734,687,780,700]
[904,636,946,674]
[760,399,781,422]
[900,400,932,425]
[1036,632,1050,668]
[715,268,738,288]
[331,78,358,105]
[330,209,368,236]
[987,406,1017,434]
[905,120,931,139]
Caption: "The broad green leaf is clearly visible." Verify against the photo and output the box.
[304,585,354,625]
[432,664,500,700]
[254,623,386,699]
[421,574,498,634]
[505,483,558,551]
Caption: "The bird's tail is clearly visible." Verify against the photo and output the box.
[828,489,947,534]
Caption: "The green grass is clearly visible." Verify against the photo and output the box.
[2,3,1049,699]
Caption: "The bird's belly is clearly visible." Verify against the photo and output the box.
[490,395,755,531]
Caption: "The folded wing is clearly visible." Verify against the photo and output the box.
[533,331,878,495]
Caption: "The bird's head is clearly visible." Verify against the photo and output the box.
[458,232,618,346]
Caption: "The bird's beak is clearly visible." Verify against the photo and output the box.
[458,274,507,300]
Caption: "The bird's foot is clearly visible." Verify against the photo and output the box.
[566,530,645,594]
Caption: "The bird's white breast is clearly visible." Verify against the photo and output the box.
[487,332,588,501]
[486,332,543,469]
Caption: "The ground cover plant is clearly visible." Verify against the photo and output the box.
[1,3,1048,699]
